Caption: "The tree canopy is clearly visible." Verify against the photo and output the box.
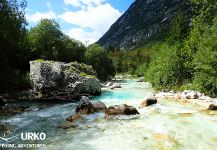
[85,44,115,80]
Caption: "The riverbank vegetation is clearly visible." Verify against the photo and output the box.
[111,0,217,97]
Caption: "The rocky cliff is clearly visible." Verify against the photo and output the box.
[97,0,192,50]
[30,61,101,100]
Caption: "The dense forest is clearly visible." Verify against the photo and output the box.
[1,0,217,97]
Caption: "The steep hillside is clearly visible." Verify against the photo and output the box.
[97,0,192,50]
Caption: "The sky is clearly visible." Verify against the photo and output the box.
[25,0,134,44]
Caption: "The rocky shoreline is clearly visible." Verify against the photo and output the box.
[155,90,217,110]
[103,77,217,111]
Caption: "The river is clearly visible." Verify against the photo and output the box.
[1,80,217,150]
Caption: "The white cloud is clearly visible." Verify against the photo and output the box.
[26,11,56,23]
[26,0,122,44]
[47,1,52,9]
[59,3,122,35]
[65,28,101,45]
[64,0,105,8]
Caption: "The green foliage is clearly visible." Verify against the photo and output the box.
[85,44,115,80]
[144,1,217,97]
[29,19,86,63]
[28,19,63,60]
[79,72,87,77]
[145,43,184,89]
[0,0,31,92]
[144,13,195,90]
[110,41,160,76]
[192,17,217,97]
[112,57,122,73]
[135,62,148,77]
[166,12,188,45]
[59,35,86,62]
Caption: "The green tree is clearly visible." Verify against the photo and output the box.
[112,57,122,73]
[145,43,183,89]
[59,35,86,62]
[166,12,187,45]
[28,19,63,60]
[85,44,115,80]
[0,0,29,92]
[192,17,217,97]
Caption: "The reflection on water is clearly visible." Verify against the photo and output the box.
[1,80,217,150]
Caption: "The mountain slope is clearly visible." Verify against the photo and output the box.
[97,0,192,50]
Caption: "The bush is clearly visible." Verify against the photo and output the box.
[135,62,148,77]
[85,44,115,80]
[192,17,217,97]
[145,43,183,90]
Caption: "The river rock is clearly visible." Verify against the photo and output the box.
[208,100,217,110]
[0,97,5,108]
[208,104,217,110]
[139,98,157,108]
[75,96,106,114]
[182,90,199,99]
[66,114,82,122]
[110,83,121,89]
[137,77,144,82]
[106,82,114,87]
[30,61,101,100]
[59,121,78,129]
[105,104,139,116]
[92,101,107,111]
[139,93,157,108]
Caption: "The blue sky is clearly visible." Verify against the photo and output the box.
[25,0,134,44]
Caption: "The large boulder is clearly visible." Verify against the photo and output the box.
[105,104,139,116]
[139,93,157,108]
[30,61,101,99]
[0,97,5,108]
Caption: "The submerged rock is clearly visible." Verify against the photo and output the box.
[139,93,157,108]
[59,121,78,129]
[105,104,139,116]
[66,114,82,122]
[30,61,101,100]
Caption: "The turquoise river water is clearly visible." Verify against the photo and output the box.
[1,80,217,150]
